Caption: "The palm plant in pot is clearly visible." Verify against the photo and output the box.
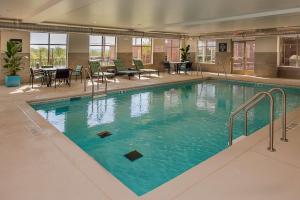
[180,44,191,62]
[179,45,191,73]
[3,41,24,87]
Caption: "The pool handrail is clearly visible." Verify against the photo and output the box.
[96,67,108,93]
[228,91,275,152]
[83,67,95,98]
[244,88,287,142]
[83,67,108,98]
[217,60,228,80]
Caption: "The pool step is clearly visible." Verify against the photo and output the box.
[97,131,112,138]
[70,97,82,101]
[232,135,247,144]
[124,150,143,161]
[94,94,107,99]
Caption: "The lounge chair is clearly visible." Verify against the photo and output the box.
[113,59,139,80]
[89,61,115,82]
[133,59,159,79]
[163,61,171,74]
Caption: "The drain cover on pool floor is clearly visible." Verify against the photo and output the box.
[70,97,81,101]
[97,131,112,138]
[124,150,143,161]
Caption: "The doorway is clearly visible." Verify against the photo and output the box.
[232,40,255,75]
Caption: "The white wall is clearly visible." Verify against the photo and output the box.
[68,33,89,53]
[117,36,132,53]
[0,30,30,53]
[0,30,30,83]
[255,36,278,53]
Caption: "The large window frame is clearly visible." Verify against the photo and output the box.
[197,40,216,64]
[89,35,117,65]
[280,35,300,67]
[132,37,153,64]
[30,32,68,67]
[165,39,180,62]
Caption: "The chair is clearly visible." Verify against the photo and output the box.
[29,68,45,88]
[113,59,139,80]
[133,59,159,79]
[179,61,193,74]
[72,65,83,82]
[163,61,171,74]
[89,61,115,82]
[54,68,72,88]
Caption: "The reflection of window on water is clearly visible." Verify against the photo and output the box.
[164,89,181,109]
[88,98,115,127]
[37,110,65,132]
[196,84,216,112]
[131,92,151,117]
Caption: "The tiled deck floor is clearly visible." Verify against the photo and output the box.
[1,72,300,200]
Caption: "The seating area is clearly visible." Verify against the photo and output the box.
[29,58,172,89]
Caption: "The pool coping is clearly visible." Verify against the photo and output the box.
[21,75,300,200]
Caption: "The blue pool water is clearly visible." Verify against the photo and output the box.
[31,80,300,195]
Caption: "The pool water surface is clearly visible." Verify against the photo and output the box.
[32,80,300,195]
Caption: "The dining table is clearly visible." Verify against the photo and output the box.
[35,67,68,87]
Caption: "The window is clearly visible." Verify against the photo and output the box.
[165,39,180,62]
[132,37,152,64]
[30,32,68,67]
[280,35,300,67]
[89,35,116,65]
[197,40,216,63]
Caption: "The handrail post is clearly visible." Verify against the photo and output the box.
[97,68,100,90]
[105,77,108,93]
[268,88,288,142]
[244,111,248,136]
[83,67,86,92]
[267,93,275,152]
[281,92,287,142]
[228,116,234,146]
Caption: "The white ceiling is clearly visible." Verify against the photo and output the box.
[2,0,300,35]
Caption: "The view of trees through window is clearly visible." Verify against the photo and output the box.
[197,40,216,63]
[89,35,116,65]
[165,39,180,62]
[132,37,152,64]
[30,32,67,67]
[280,35,300,67]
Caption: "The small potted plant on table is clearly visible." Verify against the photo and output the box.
[3,41,24,87]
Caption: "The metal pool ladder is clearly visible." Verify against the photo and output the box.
[228,88,287,152]
[83,67,108,99]
[217,60,228,80]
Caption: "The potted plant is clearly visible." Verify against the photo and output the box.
[180,44,191,62]
[3,41,24,87]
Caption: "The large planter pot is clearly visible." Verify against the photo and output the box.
[5,75,21,87]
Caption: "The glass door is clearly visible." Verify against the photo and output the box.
[233,42,245,73]
[233,40,255,74]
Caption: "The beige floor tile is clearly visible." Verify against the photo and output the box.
[174,151,300,200]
